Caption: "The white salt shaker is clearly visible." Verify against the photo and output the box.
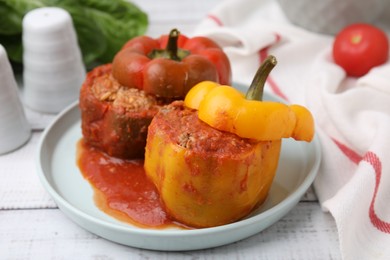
[22,7,86,113]
[0,45,31,154]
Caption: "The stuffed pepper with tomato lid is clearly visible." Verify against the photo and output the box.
[144,56,314,228]
[79,29,231,159]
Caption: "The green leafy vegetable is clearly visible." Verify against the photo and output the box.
[0,0,148,69]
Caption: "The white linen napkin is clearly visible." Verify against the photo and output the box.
[194,0,390,259]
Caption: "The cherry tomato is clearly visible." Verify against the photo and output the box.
[332,23,389,77]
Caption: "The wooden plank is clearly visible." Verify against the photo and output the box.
[0,132,56,210]
[24,107,57,131]
[0,203,340,259]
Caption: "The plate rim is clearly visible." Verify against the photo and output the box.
[36,90,321,246]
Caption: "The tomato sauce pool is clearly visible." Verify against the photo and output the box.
[77,139,187,229]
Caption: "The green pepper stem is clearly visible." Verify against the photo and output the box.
[166,28,180,61]
[148,28,190,61]
[245,55,277,101]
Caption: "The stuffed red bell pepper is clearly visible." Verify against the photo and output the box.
[80,29,231,159]
[79,64,170,159]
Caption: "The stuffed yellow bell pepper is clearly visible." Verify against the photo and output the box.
[144,55,314,228]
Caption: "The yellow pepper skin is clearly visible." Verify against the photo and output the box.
[144,103,282,228]
[184,80,221,108]
[144,56,314,228]
[184,81,314,142]
[290,105,315,142]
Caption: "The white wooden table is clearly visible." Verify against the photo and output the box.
[0,0,341,258]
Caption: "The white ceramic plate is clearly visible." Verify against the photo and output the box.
[36,91,321,251]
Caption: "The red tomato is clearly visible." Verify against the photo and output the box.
[332,23,389,77]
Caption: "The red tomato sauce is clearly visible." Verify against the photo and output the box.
[76,139,188,229]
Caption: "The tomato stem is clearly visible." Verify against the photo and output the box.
[351,34,362,44]
[245,55,277,101]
